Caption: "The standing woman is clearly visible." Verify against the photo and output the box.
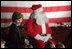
[5,11,25,48]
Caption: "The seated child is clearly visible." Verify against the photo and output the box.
[45,41,56,48]
[1,39,6,48]
[5,11,26,48]
[56,42,65,48]
[24,39,33,48]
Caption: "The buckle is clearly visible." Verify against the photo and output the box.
[41,34,47,36]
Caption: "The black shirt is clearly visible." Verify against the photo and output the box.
[5,22,25,48]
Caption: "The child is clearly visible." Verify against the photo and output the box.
[56,42,65,48]
[1,39,6,48]
[5,11,25,48]
[24,39,33,48]
[45,41,56,48]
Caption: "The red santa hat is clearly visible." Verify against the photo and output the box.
[31,4,42,10]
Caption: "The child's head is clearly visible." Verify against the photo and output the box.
[24,39,30,45]
[12,11,23,24]
[45,41,56,48]
[24,39,33,48]
[56,42,65,48]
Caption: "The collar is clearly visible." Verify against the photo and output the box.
[13,22,20,26]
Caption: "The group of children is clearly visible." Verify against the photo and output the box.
[1,11,65,48]
[1,39,65,48]
[45,41,65,48]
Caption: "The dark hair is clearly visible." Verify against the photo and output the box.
[56,42,65,48]
[12,11,23,22]
[45,41,55,48]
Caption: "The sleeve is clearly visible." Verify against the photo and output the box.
[27,19,42,40]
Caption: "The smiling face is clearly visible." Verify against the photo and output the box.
[15,18,23,26]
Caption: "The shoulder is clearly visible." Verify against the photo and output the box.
[27,19,36,23]
[9,23,17,30]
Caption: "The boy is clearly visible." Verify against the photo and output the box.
[5,11,25,48]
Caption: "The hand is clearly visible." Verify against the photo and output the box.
[39,36,45,42]
[42,36,47,43]
[35,34,44,42]
[41,36,46,43]
[42,34,51,43]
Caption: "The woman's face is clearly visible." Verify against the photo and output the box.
[16,18,23,25]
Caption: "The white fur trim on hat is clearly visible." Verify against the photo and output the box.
[34,7,43,13]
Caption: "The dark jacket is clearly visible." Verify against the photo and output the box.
[5,23,25,48]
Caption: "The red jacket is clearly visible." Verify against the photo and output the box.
[27,19,52,39]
